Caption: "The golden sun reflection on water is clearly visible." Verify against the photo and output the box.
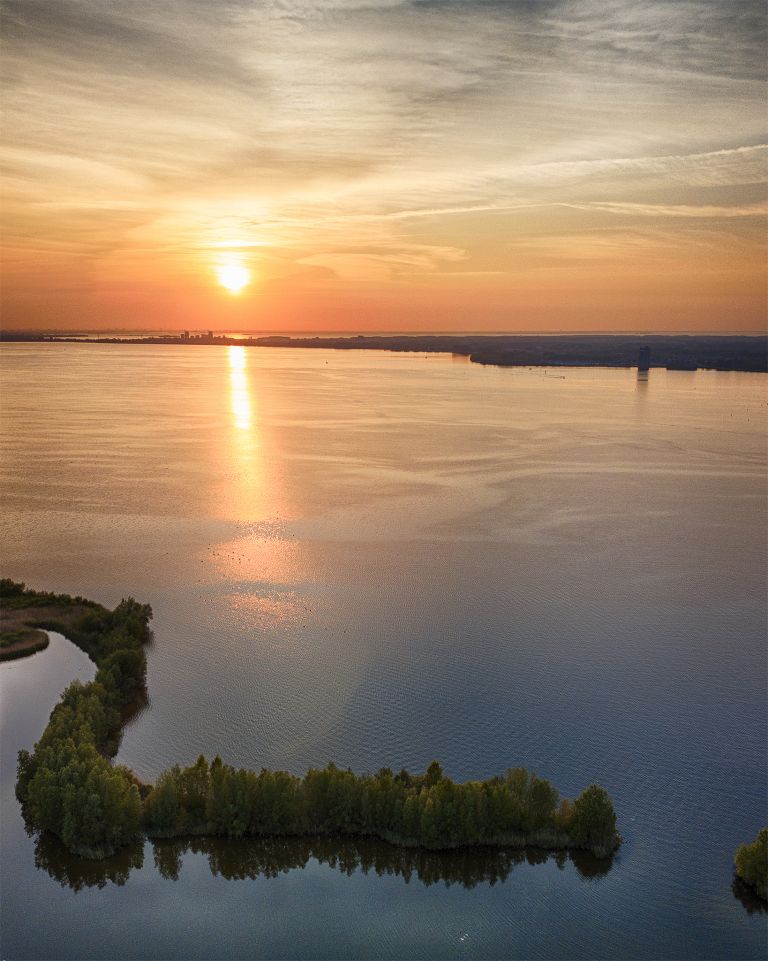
[228,346,252,430]
[219,344,266,524]
[219,348,295,577]
[216,350,318,681]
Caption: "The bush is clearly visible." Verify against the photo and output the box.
[569,785,618,858]
[735,829,767,901]
[0,578,26,597]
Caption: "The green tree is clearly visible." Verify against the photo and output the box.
[144,769,182,835]
[425,761,443,787]
[734,828,767,901]
[570,785,618,856]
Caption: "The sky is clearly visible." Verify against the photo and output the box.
[1,0,766,333]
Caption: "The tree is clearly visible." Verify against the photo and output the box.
[144,769,182,835]
[527,775,559,830]
[734,828,767,901]
[570,785,618,856]
[425,761,443,787]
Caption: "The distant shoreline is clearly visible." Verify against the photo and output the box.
[1,332,766,372]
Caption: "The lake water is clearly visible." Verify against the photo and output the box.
[0,343,765,959]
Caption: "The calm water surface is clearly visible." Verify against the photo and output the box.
[1,344,766,959]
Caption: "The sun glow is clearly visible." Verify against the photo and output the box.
[216,260,251,294]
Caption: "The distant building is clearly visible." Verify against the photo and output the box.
[638,345,651,372]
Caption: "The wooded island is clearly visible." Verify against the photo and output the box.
[5,580,620,861]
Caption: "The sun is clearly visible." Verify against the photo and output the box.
[216,261,251,294]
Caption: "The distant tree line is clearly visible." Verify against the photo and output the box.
[0,577,102,611]
[3,333,765,372]
[9,580,619,860]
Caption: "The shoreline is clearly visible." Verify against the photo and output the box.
[1,333,765,373]
[0,598,104,663]
[0,627,50,661]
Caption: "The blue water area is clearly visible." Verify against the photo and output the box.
[1,345,765,959]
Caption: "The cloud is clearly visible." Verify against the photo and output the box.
[1,0,765,328]
[567,201,768,219]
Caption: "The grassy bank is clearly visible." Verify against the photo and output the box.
[0,627,50,660]
[0,581,107,662]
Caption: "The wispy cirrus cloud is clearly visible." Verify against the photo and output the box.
[1,0,765,329]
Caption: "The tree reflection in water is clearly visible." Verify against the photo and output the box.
[33,831,614,891]
[33,830,768,919]
[33,832,144,892]
[731,876,768,915]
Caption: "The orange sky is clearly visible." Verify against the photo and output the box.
[2,0,766,333]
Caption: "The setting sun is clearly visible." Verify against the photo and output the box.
[216,262,251,294]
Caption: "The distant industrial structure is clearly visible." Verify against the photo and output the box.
[180,330,216,343]
[638,346,651,372]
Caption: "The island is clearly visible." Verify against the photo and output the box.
[5,578,620,861]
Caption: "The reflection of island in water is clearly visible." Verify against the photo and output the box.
[36,833,765,916]
[731,876,768,916]
[33,831,614,892]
